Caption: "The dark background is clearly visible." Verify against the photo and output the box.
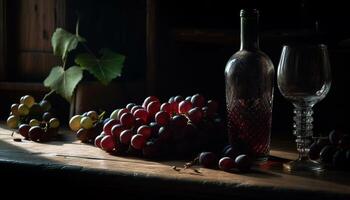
[1,0,349,136]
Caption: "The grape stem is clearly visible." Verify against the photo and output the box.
[43,90,55,101]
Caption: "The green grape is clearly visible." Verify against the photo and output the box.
[29,119,40,127]
[110,109,120,120]
[87,111,98,122]
[69,115,82,131]
[7,115,19,129]
[22,95,35,108]
[39,100,51,112]
[49,118,60,129]
[11,103,20,116]
[18,104,30,116]
[80,116,93,129]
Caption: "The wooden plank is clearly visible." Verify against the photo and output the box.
[17,52,59,80]
[15,0,56,51]
[0,124,349,199]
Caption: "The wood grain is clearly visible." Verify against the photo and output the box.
[0,124,349,199]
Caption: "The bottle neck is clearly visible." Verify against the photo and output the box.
[240,17,259,51]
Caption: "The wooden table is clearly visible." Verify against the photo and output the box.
[0,124,349,199]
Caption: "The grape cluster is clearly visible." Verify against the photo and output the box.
[309,129,350,169]
[69,111,103,143]
[91,94,226,159]
[6,95,60,142]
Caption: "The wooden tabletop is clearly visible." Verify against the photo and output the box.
[0,124,349,199]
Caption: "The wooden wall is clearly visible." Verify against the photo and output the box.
[6,0,66,81]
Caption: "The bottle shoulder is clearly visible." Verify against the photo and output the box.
[226,49,274,69]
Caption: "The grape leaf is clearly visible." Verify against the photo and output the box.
[75,49,125,85]
[43,66,83,102]
[51,28,86,60]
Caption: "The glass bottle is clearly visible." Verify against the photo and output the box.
[224,9,274,162]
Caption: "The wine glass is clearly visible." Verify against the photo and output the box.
[277,44,332,172]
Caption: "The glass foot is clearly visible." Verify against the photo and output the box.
[283,159,324,173]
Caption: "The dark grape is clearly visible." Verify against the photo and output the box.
[329,130,343,145]
[170,115,188,129]
[320,145,337,164]
[131,105,143,115]
[76,128,90,143]
[187,107,203,124]
[333,149,347,169]
[309,142,322,160]
[191,94,205,108]
[42,112,52,122]
[39,100,51,112]
[126,103,136,111]
[235,154,252,172]
[199,152,217,168]
[158,126,173,142]
[28,126,44,142]
[18,124,30,139]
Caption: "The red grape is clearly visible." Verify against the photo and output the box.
[120,113,135,128]
[137,125,152,139]
[155,111,170,126]
[142,96,159,109]
[218,157,235,171]
[111,124,125,139]
[133,109,149,124]
[147,101,161,117]
[191,94,205,108]
[117,108,129,120]
[94,134,105,148]
[178,100,192,114]
[160,102,172,114]
[103,119,119,135]
[120,130,133,145]
[131,105,143,115]
[76,128,90,143]
[131,134,147,150]
[100,135,116,152]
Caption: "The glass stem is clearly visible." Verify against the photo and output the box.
[293,105,313,160]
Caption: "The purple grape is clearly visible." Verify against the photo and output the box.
[235,154,252,172]
[199,152,217,168]
[320,145,337,164]
[329,130,343,145]
[333,149,347,169]
[309,142,322,160]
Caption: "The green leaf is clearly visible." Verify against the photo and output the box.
[51,28,86,60]
[75,49,125,85]
[43,66,83,102]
